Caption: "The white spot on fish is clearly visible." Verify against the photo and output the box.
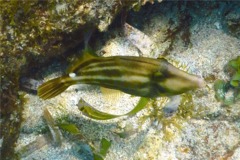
[69,73,76,78]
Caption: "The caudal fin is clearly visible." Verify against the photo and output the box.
[38,76,72,100]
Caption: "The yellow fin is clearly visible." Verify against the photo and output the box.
[38,76,72,100]
[100,87,123,106]
[67,47,98,73]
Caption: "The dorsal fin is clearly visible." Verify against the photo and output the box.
[67,47,98,73]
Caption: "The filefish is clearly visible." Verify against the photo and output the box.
[38,49,206,100]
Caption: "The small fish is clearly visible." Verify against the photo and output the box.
[38,49,206,100]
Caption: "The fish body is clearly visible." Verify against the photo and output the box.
[38,50,205,99]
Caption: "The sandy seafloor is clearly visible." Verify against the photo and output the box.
[15,2,240,160]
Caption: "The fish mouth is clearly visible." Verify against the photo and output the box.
[196,77,206,88]
[160,62,207,95]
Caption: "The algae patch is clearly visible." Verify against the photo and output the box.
[214,56,240,105]
[141,94,194,141]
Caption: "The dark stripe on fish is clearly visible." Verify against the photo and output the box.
[70,58,113,73]
[71,56,162,74]
[118,56,161,65]
[80,66,151,78]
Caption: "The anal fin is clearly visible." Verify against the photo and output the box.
[100,87,123,106]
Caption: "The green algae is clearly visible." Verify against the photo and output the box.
[228,56,240,88]
[73,137,111,160]
[58,123,81,135]
[214,56,240,105]
[93,138,112,160]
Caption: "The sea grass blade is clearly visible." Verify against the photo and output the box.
[78,99,120,120]
[78,97,150,120]
[125,97,150,116]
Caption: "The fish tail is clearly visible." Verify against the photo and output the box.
[38,76,73,100]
